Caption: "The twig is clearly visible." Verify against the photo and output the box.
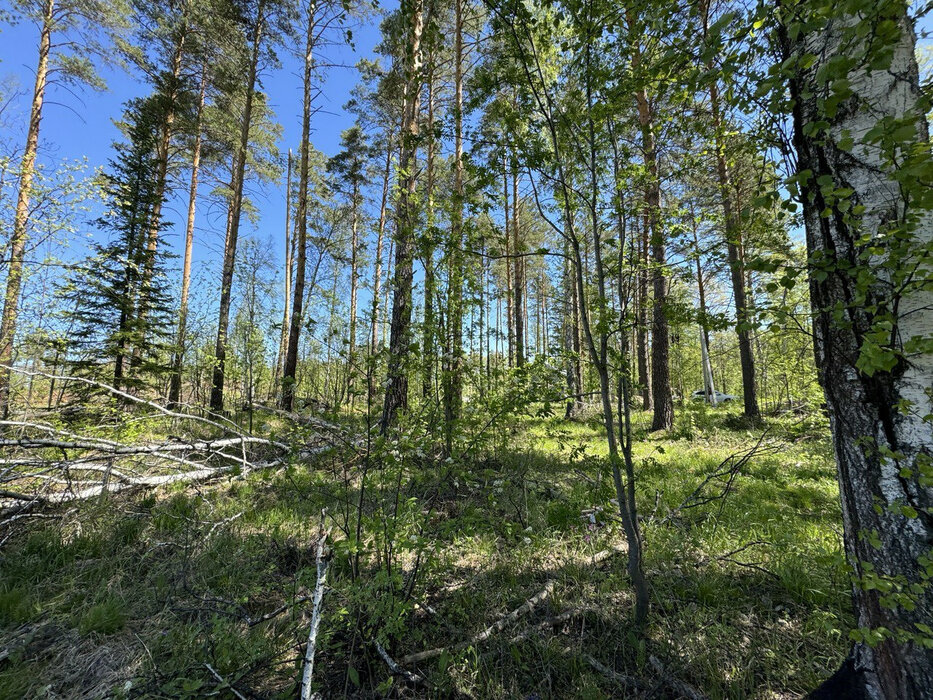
[204,663,248,700]
[300,515,330,700]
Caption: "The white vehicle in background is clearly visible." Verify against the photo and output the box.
[691,389,737,404]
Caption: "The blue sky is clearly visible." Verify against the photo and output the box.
[1,5,931,337]
[0,2,392,324]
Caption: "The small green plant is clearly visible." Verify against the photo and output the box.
[78,597,127,635]
[0,587,35,625]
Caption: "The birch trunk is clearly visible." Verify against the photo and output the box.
[782,5,933,697]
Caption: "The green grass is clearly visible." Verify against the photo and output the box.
[0,403,849,698]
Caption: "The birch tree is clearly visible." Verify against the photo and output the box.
[777,1,933,695]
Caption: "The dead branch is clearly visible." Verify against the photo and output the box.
[400,580,556,666]
[590,543,627,565]
[204,663,248,700]
[666,430,776,522]
[508,607,591,644]
[0,399,298,515]
[695,541,779,580]
[247,596,313,628]
[375,640,425,685]
[582,652,646,694]
[6,367,246,437]
[0,434,287,454]
[648,655,709,700]
[300,518,330,700]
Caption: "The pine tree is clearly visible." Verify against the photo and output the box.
[327,125,367,405]
[0,0,130,418]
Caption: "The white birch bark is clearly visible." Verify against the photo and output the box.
[786,6,933,697]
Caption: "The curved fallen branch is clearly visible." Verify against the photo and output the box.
[582,652,647,694]
[649,655,708,700]
[400,580,556,666]
[374,641,424,685]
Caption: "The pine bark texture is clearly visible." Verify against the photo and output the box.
[381,0,423,432]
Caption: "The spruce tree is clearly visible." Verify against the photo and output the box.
[64,98,174,395]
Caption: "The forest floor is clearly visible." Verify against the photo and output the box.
[0,403,850,699]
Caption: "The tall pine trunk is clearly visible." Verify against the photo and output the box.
[701,0,759,419]
[168,66,207,408]
[634,85,672,430]
[512,164,524,368]
[444,0,465,453]
[210,0,264,412]
[273,149,294,397]
[503,159,514,368]
[0,0,53,419]
[711,79,759,419]
[381,0,423,432]
[636,213,652,410]
[370,139,392,355]
[281,0,316,412]
[347,173,360,406]
[421,69,436,402]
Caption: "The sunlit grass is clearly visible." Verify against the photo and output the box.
[0,402,847,698]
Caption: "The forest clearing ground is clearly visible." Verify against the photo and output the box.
[0,403,849,698]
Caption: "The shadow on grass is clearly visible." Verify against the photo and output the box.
[0,408,848,699]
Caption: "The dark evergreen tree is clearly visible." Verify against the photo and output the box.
[64,98,175,394]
